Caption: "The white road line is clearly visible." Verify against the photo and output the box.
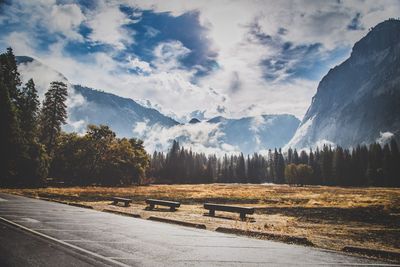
[108,257,138,260]
[33,229,102,232]
[41,222,98,225]
[16,218,40,223]
[0,216,130,267]
[63,240,136,244]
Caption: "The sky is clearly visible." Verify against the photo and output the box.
[1,0,399,122]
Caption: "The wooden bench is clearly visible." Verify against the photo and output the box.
[145,199,180,211]
[204,203,255,220]
[111,197,132,207]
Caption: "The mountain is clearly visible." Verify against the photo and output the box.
[16,56,179,136]
[286,19,400,149]
[188,118,201,124]
[16,56,300,153]
[70,85,179,136]
[207,114,300,154]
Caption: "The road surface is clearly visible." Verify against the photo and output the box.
[0,193,392,266]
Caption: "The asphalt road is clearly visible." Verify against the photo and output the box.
[0,193,393,266]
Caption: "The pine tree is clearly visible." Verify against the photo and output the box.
[19,79,40,141]
[0,82,21,185]
[1,48,21,100]
[18,79,49,186]
[382,143,391,186]
[332,146,344,185]
[320,145,333,185]
[293,149,299,164]
[389,139,400,186]
[0,48,24,186]
[299,150,309,164]
[287,148,293,164]
[308,149,316,184]
[236,153,246,183]
[276,149,285,183]
[39,81,68,155]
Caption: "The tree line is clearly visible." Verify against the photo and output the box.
[0,48,149,187]
[149,140,400,187]
[2,47,399,188]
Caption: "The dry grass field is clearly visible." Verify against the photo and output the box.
[2,184,400,259]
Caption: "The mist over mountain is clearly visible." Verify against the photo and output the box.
[16,56,179,136]
[71,85,179,136]
[206,115,300,154]
[16,56,300,154]
[287,19,400,149]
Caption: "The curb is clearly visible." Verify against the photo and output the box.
[67,202,93,209]
[102,209,141,218]
[215,227,313,246]
[37,197,93,209]
[148,216,206,229]
[342,246,400,262]
[38,197,68,204]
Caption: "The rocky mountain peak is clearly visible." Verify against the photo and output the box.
[351,19,400,59]
[286,19,400,149]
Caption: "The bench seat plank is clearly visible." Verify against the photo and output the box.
[145,199,180,211]
[204,203,254,220]
[111,197,132,207]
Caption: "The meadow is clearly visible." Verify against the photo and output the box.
[2,184,399,258]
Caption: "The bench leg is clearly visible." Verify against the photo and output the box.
[240,213,246,221]
[148,204,154,210]
[124,202,129,207]
[209,210,215,217]
[170,207,176,212]
[113,200,117,205]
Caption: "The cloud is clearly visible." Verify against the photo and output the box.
[86,3,134,49]
[125,56,152,73]
[48,4,85,41]
[4,32,35,56]
[153,40,191,71]
[2,0,400,123]
[132,121,240,156]
[18,58,68,98]
[144,25,160,38]
[229,71,241,93]
[376,131,394,145]
[347,13,364,31]
[17,58,87,134]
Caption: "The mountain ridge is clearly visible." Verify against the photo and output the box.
[16,56,300,153]
[287,19,400,149]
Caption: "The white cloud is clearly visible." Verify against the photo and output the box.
[48,4,85,41]
[3,0,400,124]
[18,58,68,98]
[65,118,87,134]
[86,3,134,49]
[153,41,191,71]
[132,121,240,156]
[17,58,87,134]
[126,0,400,119]
[4,32,35,56]
[376,131,394,145]
[125,56,152,73]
